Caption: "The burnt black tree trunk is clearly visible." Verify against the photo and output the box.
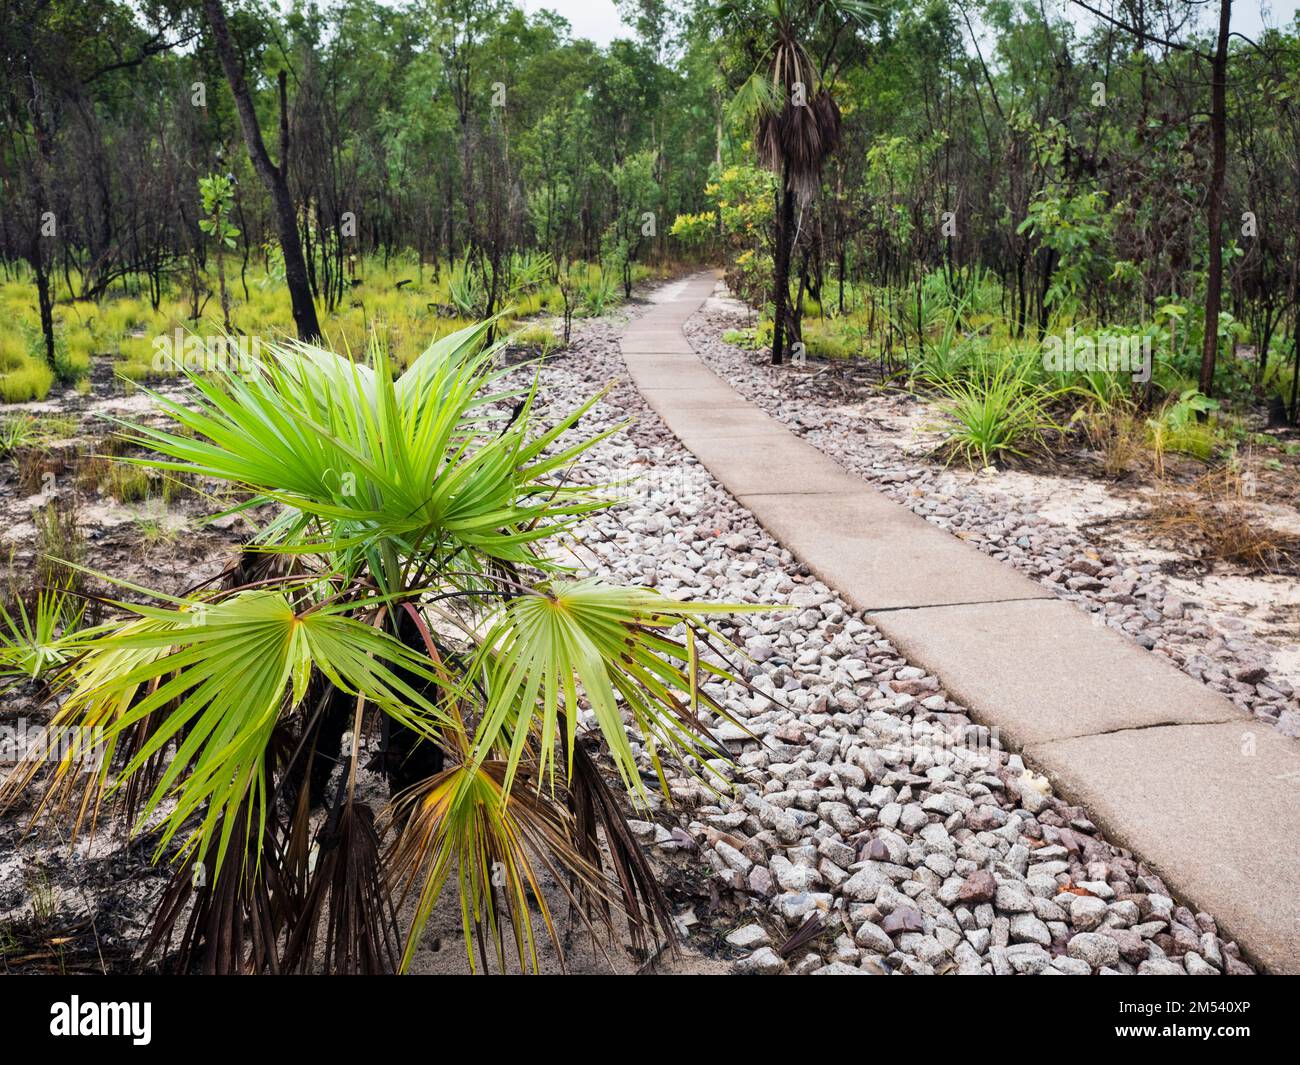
[20,47,57,366]
[203,0,320,342]
[1199,0,1232,397]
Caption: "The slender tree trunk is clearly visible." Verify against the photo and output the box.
[1289,175,1300,422]
[21,63,57,366]
[31,239,55,366]
[202,0,320,341]
[1290,314,1300,423]
[771,165,796,365]
[214,243,232,333]
[1199,0,1231,397]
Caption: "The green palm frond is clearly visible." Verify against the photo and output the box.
[115,324,610,591]
[470,579,762,796]
[14,590,451,877]
[727,71,781,125]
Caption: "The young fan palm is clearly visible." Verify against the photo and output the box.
[1,323,757,973]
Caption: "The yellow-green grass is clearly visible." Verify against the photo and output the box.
[509,322,560,355]
[99,297,153,337]
[104,463,153,503]
[58,325,96,378]
[0,358,55,403]
[1,255,627,400]
[116,335,167,382]
[0,332,30,372]
[1149,418,1218,462]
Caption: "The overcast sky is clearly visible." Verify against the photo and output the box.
[518,1,630,45]
[518,0,1300,48]
[1052,0,1300,41]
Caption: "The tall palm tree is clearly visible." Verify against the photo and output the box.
[0,323,761,973]
[722,0,874,363]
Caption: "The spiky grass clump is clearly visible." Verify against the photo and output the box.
[59,326,96,379]
[931,355,1062,467]
[0,579,86,682]
[509,323,560,356]
[99,297,151,338]
[0,332,30,371]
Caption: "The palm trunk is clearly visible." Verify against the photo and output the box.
[380,607,445,796]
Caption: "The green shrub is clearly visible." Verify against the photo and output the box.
[722,327,758,348]
[1147,389,1220,465]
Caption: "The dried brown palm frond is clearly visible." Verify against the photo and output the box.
[0,632,173,843]
[143,799,302,975]
[282,794,399,974]
[386,759,614,974]
[777,912,825,958]
[566,736,676,956]
[723,1,866,201]
[757,89,841,203]
[115,701,177,832]
[753,30,842,202]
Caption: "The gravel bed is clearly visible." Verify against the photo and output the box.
[521,296,1255,976]
[684,300,1300,739]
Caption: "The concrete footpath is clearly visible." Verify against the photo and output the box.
[620,271,1300,974]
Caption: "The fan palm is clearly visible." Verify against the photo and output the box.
[721,0,875,364]
[1,322,762,973]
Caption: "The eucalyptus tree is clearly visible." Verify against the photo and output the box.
[0,0,197,360]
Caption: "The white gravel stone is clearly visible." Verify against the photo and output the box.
[1070,895,1109,930]
[1067,932,1122,969]
[736,947,786,975]
[725,924,771,950]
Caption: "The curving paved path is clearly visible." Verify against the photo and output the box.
[621,271,1300,974]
